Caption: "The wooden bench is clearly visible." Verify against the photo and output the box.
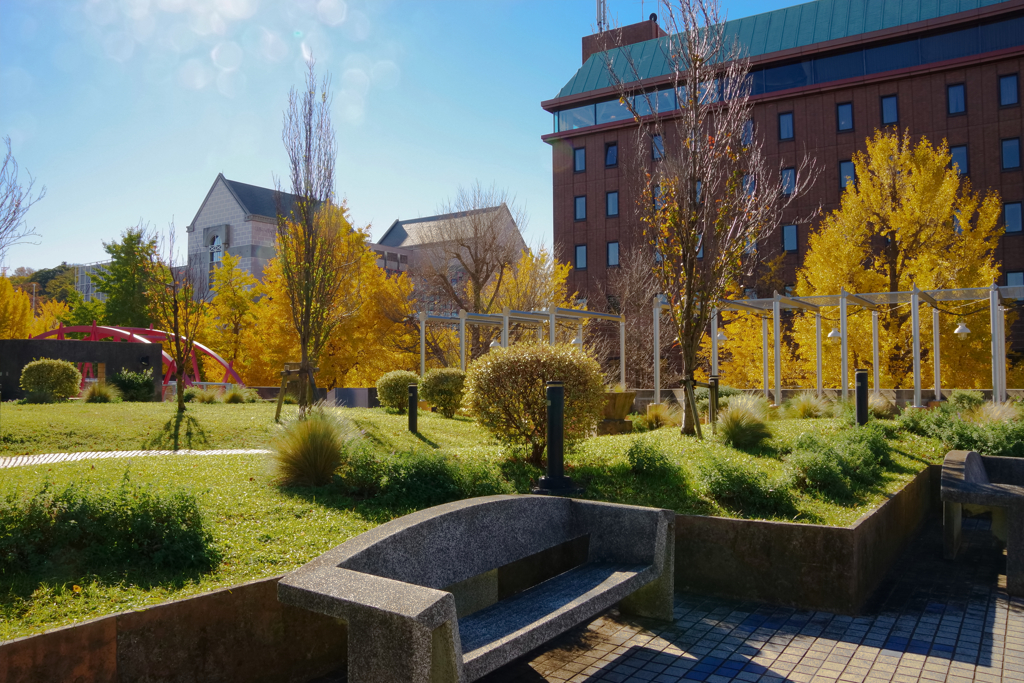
[940,450,1024,596]
[278,495,674,683]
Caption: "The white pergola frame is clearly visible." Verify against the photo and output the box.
[417,306,626,385]
[653,283,1020,407]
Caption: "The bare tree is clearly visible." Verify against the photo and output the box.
[0,136,45,265]
[149,224,207,413]
[601,0,818,433]
[415,182,527,361]
[275,58,362,413]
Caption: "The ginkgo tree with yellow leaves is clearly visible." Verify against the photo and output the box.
[0,276,31,339]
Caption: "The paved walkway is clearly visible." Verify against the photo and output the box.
[0,448,271,469]
[313,514,1022,683]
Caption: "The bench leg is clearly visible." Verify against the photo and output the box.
[943,501,962,560]
[347,616,462,683]
[1008,503,1024,598]
[620,517,675,622]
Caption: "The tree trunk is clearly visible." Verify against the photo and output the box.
[176,367,185,413]
[679,351,697,436]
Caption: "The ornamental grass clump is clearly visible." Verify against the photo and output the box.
[376,370,419,414]
[419,368,466,418]
[784,392,829,419]
[868,393,896,419]
[83,382,121,403]
[272,410,356,487]
[464,342,605,465]
[718,394,772,449]
[19,358,82,403]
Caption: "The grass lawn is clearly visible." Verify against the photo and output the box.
[0,402,946,640]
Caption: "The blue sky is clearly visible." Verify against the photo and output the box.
[0,0,793,271]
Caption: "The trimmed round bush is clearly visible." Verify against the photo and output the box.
[20,358,82,401]
[83,382,121,403]
[272,411,354,487]
[464,342,605,465]
[420,368,466,418]
[376,370,420,414]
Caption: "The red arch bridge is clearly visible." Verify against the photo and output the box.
[32,323,244,388]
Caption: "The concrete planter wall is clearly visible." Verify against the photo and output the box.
[675,464,941,614]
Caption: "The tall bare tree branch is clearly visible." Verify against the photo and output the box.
[0,136,45,265]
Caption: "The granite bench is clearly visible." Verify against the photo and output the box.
[278,494,675,683]
[940,450,1024,596]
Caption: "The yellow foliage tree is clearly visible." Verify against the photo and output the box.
[0,276,31,339]
[788,130,1002,391]
[29,299,70,337]
[205,252,259,370]
[233,257,300,387]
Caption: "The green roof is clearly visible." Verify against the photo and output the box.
[556,0,1012,99]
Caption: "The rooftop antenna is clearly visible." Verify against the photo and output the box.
[597,0,607,32]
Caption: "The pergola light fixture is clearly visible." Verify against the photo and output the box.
[489,339,501,349]
[827,326,842,341]
[716,329,728,343]
[954,321,971,339]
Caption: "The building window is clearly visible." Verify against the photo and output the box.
[697,242,703,259]
[1005,202,1022,233]
[605,142,618,167]
[950,145,968,175]
[1008,271,1024,288]
[1000,74,1018,106]
[783,224,798,252]
[778,112,794,141]
[606,191,619,217]
[574,195,586,220]
[208,234,223,286]
[881,95,898,125]
[781,167,795,195]
[744,288,756,299]
[695,180,702,204]
[575,244,587,270]
[574,147,586,172]
[742,174,755,196]
[840,160,855,190]
[837,102,853,131]
[607,241,619,267]
[742,120,753,146]
[1003,138,1021,170]
[652,135,664,160]
[947,84,965,115]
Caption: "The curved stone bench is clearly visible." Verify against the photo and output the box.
[278,495,674,683]
[941,450,1024,596]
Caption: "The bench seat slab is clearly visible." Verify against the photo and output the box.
[460,562,652,682]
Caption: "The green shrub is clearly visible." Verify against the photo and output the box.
[694,385,743,417]
[626,436,670,474]
[464,343,606,465]
[182,386,202,403]
[111,368,155,402]
[0,471,218,575]
[788,449,850,498]
[949,389,985,413]
[830,398,857,424]
[83,382,121,403]
[376,370,419,414]
[895,406,930,435]
[718,395,772,449]
[835,422,890,484]
[419,368,466,418]
[223,386,260,404]
[20,358,82,401]
[784,392,829,419]
[697,455,794,517]
[272,411,355,487]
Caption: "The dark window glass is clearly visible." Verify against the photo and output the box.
[632,89,677,117]
[595,99,630,125]
[950,145,968,175]
[947,84,965,115]
[1001,74,1019,106]
[1003,138,1020,170]
[607,241,619,267]
[881,95,898,125]
[921,27,978,63]
[742,120,753,146]
[574,147,585,172]
[814,51,864,83]
[837,103,853,131]
[653,184,662,210]
[781,167,796,195]
[779,112,794,140]
[783,224,798,252]
[865,40,919,75]
[606,191,619,217]
[574,195,586,220]
[1006,202,1022,233]
[652,135,664,160]
[695,180,702,204]
[575,245,587,270]
[762,61,810,92]
[697,242,704,259]
[840,160,855,190]
[983,16,1024,51]
[605,143,618,167]
[1008,272,1024,287]
[742,175,755,196]
[557,105,595,132]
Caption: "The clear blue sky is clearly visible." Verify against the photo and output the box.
[1,0,793,271]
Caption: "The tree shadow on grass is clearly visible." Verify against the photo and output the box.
[145,412,210,451]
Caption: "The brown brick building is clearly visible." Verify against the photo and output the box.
[542,0,1024,305]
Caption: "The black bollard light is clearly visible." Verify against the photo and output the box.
[408,384,418,433]
[532,381,582,496]
[709,375,720,433]
[855,369,868,426]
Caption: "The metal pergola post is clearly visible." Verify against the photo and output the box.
[711,310,719,377]
[933,306,942,402]
[653,294,662,405]
[459,309,467,372]
[998,302,1007,403]
[816,313,823,397]
[773,293,782,406]
[501,308,510,347]
[762,316,769,400]
[549,307,556,345]
[872,310,880,396]
[619,319,626,388]
[419,310,426,376]
[840,289,850,400]
[912,286,922,408]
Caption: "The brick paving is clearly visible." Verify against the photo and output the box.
[0,448,271,469]
[313,514,1023,683]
